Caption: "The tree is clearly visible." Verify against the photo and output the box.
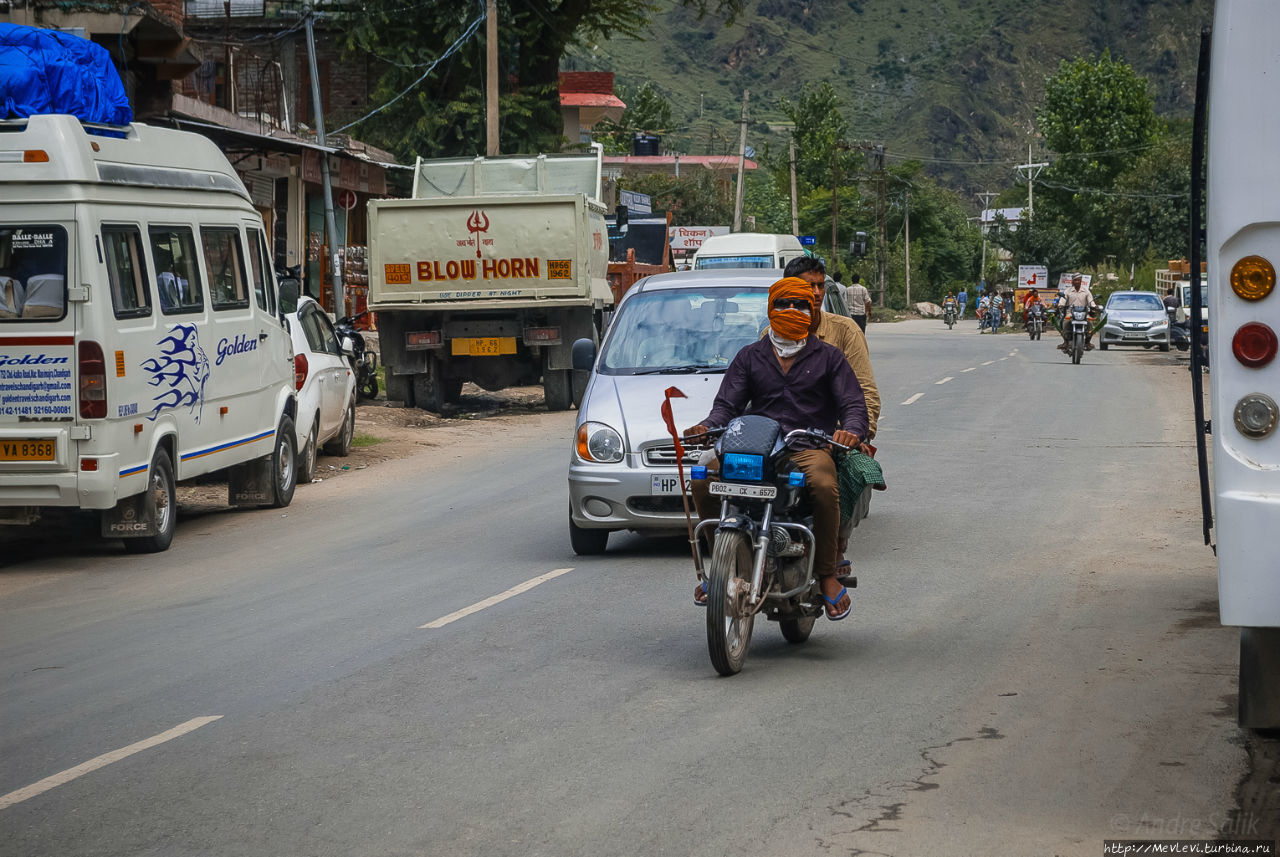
[776,81,851,191]
[989,213,1083,285]
[595,82,676,154]
[1034,51,1162,264]
[1111,129,1192,261]
[619,171,733,226]
[336,0,742,162]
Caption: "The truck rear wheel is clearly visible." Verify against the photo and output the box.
[544,369,572,411]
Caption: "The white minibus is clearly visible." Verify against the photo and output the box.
[0,114,298,552]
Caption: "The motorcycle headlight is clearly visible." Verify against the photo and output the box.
[576,422,624,463]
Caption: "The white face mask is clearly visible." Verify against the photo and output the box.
[768,328,806,357]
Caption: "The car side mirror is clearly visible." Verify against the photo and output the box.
[278,278,301,314]
[572,338,597,372]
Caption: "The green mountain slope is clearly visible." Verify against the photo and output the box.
[567,0,1209,194]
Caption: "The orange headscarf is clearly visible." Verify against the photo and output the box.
[768,276,819,341]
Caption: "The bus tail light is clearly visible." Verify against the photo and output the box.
[78,340,107,419]
[1232,323,1278,368]
[1229,255,1276,301]
[1234,394,1279,439]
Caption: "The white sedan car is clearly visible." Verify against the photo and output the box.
[287,296,357,482]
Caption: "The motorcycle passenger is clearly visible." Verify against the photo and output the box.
[783,257,882,571]
[686,276,868,620]
[976,292,990,328]
[1058,274,1099,351]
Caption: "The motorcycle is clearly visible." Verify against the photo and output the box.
[1066,305,1092,364]
[1026,303,1046,340]
[335,311,379,400]
[690,417,857,676]
[943,305,956,329]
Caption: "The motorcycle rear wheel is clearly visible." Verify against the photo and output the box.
[706,529,755,676]
[779,615,815,644]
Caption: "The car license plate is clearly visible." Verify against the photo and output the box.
[1123,332,1146,340]
[651,475,686,495]
[0,438,55,461]
[709,481,777,499]
[451,337,517,357]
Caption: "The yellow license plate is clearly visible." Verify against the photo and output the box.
[0,438,55,461]
[451,337,517,356]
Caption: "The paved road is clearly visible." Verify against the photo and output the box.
[0,321,1252,856]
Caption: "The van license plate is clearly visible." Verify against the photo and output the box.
[451,337,516,356]
[709,481,776,499]
[0,439,55,461]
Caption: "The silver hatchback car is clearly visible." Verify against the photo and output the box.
[568,268,843,554]
[1100,290,1171,351]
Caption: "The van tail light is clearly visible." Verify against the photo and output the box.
[1232,322,1278,368]
[293,353,309,391]
[78,340,107,419]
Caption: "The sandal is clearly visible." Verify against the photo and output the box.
[822,587,852,621]
[694,579,707,607]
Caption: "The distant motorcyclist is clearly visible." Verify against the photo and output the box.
[1022,289,1044,330]
[1058,274,1099,351]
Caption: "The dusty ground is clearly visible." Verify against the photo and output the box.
[176,383,552,512]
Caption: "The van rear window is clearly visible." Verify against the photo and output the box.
[694,255,775,270]
[0,225,69,323]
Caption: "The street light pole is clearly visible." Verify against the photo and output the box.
[303,5,342,316]
[485,0,498,156]
[732,90,749,232]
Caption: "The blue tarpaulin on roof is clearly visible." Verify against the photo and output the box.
[0,23,132,125]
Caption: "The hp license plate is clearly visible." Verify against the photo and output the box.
[651,475,686,495]
[451,337,516,357]
[709,481,777,499]
[0,438,55,461]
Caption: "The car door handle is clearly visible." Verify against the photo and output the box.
[258,330,269,341]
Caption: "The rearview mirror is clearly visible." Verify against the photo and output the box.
[571,338,597,372]
[278,278,301,314]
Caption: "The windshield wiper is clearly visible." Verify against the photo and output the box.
[633,363,723,375]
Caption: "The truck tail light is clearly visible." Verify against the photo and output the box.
[523,326,561,345]
[1232,323,1278,368]
[78,340,107,419]
[1230,255,1276,301]
[294,353,309,391]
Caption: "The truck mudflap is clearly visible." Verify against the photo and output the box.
[227,456,275,506]
[101,490,159,538]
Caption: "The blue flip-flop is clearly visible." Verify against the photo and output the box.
[822,587,852,621]
[694,579,707,607]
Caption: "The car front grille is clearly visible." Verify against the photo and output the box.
[643,441,711,467]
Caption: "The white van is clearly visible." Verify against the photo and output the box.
[691,233,807,271]
[0,114,298,552]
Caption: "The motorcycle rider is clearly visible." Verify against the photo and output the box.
[686,276,868,620]
[942,291,958,321]
[1058,273,1100,351]
[976,292,990,328]
[1022,288,1044,331]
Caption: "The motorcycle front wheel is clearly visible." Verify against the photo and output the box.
[707,529,755,676]
[1072,332,1083,364]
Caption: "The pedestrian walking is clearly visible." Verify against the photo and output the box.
[847,275,872,331]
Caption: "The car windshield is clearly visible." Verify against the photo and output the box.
[693,255,775,270]
[1107,293,1164,311]
[599,286,769,374]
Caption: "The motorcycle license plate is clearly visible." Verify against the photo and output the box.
[0,438,55,461]
[451,337,517,357]
[651,475,686,495]
[709,481,777,499]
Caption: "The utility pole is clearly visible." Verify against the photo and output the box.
[976,190,997,291]
[877,152,886,308]
[904,191,910,308]
[789,137,799,236]
[485,0,498,156]
[1015,144,1048,218]
[830,144,840,271]
[303,5,342,316]
[732,89,749,232]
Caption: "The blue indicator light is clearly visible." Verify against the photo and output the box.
[787,471,806,487]
[690,465,707,480]
[722,453,765,482]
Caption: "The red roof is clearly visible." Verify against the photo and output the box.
[558,71,625,109]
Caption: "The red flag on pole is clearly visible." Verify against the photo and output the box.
[660,386,703,579]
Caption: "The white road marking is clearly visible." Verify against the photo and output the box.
[0,716,222,811]
[936,376,953,385]
[981,360,995,366]
[422,568,575,629]
[962,367,976,373]
[901,393,925,405]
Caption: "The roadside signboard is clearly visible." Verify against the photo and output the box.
[669,225,729,252]
[619,190,652,215]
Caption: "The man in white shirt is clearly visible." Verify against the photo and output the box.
[847,274,872,332]
[1058,274,1099,351]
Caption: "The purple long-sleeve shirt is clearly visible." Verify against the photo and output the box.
[703,336,869,442]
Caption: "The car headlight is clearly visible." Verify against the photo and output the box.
[576,422,624,463]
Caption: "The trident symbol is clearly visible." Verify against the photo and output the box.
[467,210,490,258]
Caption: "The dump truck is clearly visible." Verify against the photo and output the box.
[367,150,611,411]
